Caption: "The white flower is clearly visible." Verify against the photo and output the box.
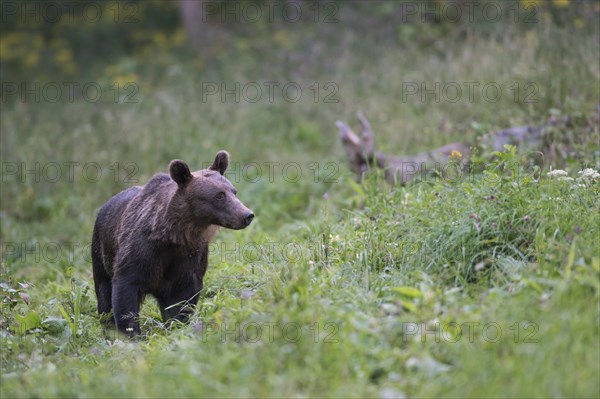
[547,169,568,178]
[557,177,574,181]
[577,168,600,182]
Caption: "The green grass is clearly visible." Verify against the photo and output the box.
[2,7,600,398]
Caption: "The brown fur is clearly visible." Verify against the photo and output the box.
[91,151,254,336]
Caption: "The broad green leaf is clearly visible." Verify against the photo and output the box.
[42,317,68,335]
[12,311,41,334]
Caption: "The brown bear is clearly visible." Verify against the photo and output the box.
[91,151,254,336]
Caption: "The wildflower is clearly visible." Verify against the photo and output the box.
[557,177,574,182]
[577,168,600,182]
[547,169,568,178]
[521,0,541,7]
[450,150,462,159]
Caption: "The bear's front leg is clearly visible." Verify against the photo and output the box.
[157,278,202,326]
[111,273,143,336]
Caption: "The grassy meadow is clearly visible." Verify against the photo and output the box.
[1,1,599,397]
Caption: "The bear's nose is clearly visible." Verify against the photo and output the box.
[244,212,254,226]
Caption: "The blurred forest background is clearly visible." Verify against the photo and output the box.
[2,0,598,86]
[2,0,599,223]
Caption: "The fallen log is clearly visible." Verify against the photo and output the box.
[336,111,568,185]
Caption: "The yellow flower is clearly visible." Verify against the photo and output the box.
[0,32,33,61]
[153,32,168,49]
[521,0,541,8]
[54,48,73,64]
[113,73,139,87]
[450,150,463,159]
[171,29,186,47]
[552,0,569,7]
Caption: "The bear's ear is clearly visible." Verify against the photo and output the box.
[169,159,193,187]
[209,150,229,175]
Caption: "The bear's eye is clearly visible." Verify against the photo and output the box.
[215,192,226,201]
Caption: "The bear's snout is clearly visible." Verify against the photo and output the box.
[243,212,254,226]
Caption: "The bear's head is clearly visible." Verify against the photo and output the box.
[169,151,254,230]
